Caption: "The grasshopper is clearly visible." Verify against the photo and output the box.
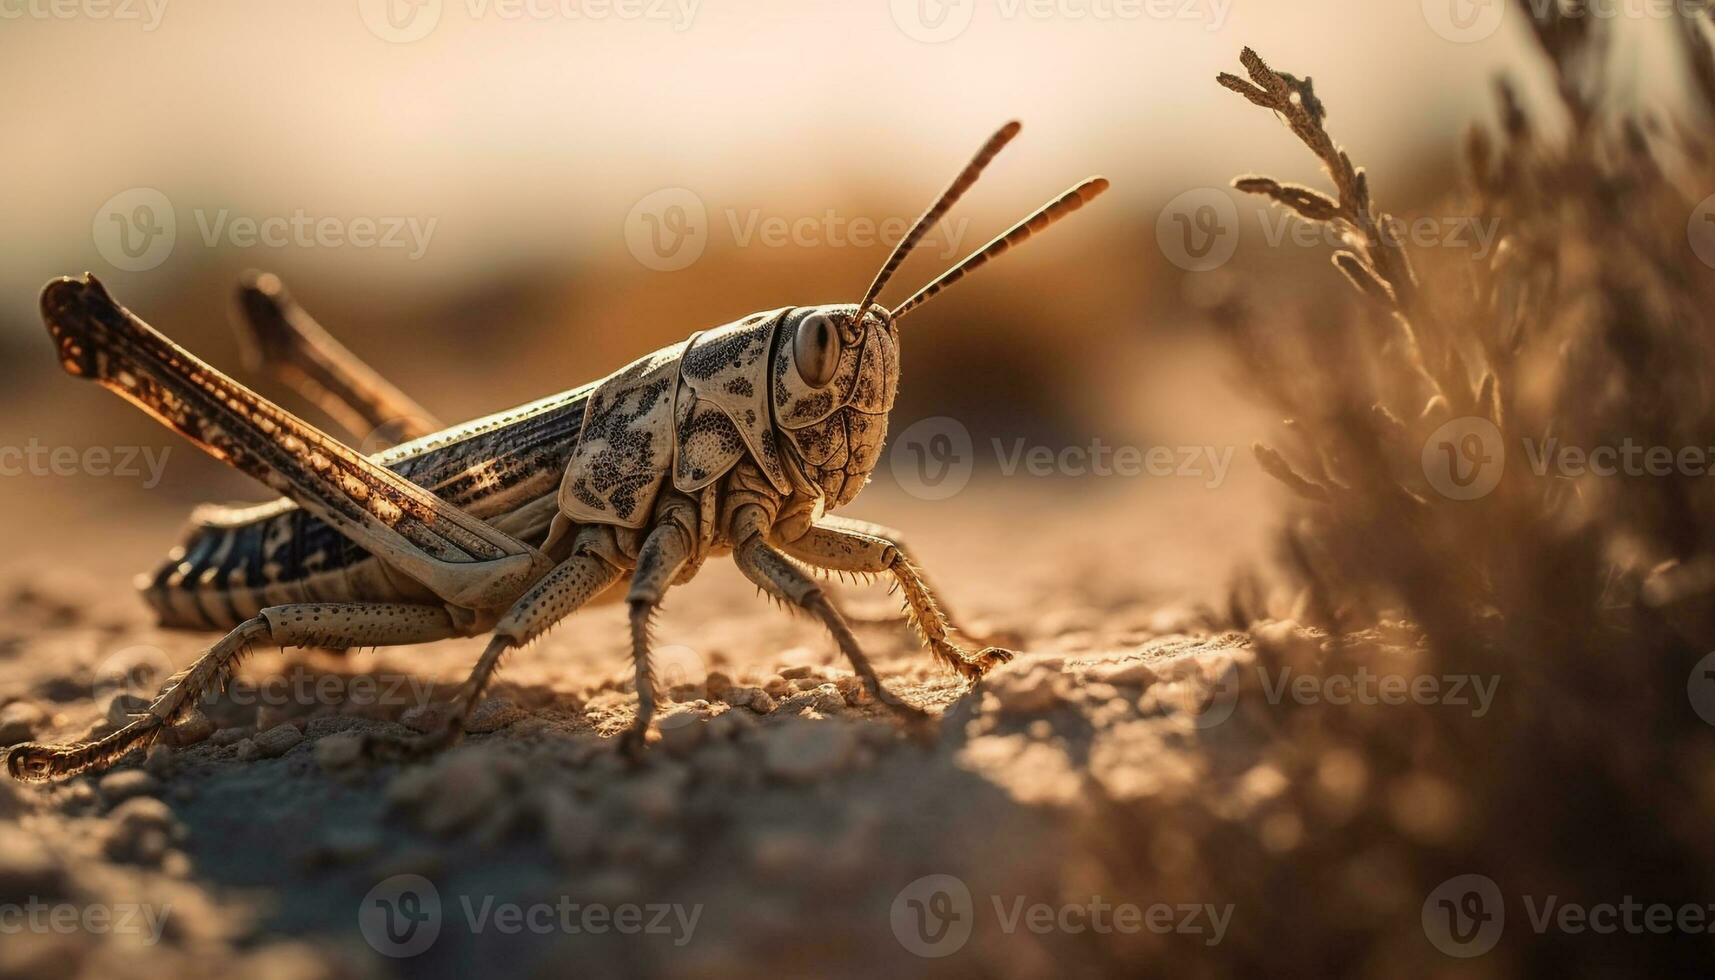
[8,121,1107,781]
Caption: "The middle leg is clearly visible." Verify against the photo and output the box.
[363,543,626,759]
[619,518,694,758]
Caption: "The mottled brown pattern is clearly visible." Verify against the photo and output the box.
[676,310,792,493]
[672,384,747,490]
[556,341,686,528]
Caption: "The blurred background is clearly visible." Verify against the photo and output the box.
[14,7,1715,979]
[0,0,1694,598]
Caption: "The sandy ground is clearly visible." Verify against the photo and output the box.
[0,481,1276,979]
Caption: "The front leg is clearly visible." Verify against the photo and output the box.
[772,517,1015,684]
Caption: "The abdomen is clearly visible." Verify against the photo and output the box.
[143,385,591,630]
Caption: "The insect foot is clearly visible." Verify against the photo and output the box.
[948,646,1018,685]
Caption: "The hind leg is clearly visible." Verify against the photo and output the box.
[40,275,549,610]
[233,271,442,445]
[7,603,459,781]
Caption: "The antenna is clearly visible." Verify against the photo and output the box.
[890,177,1110,321]
[850,121,1022,328]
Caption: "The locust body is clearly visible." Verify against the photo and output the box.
[9,121,1107,780]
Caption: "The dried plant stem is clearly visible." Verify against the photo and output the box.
[1219,47,1473,413]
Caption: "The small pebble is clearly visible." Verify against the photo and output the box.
[304,715,365,739]
[256,704,300,733]
[464,698,526,734]
[169,710,216,747]
[255,724,305,759]
[400,703,449,734]
[0,702,45,746]
[98,769,160,805]
[419,752,504,835]
[314,732,364,771]
[102,797,179,866]
[723,687,777,715]
[988,667,1064,715]
[106,693,150,729]
[210,727,252,747]
[809,684,845,715]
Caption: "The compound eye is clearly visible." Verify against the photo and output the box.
[793,313,841,388]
